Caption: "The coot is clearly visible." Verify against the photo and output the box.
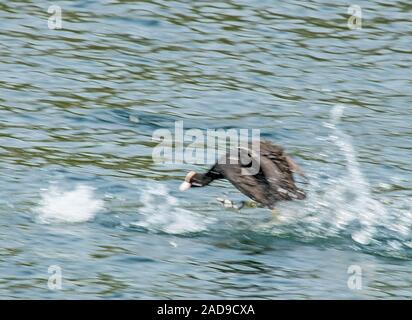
[179,141,306,209]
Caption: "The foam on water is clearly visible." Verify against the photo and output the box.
[132,183,213,234]
[36,185,104,223]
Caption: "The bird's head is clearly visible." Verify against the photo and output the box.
[179,171,203,191]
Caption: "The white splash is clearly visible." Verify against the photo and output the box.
[36,185,104,223]
[329,105,387,244]
[132,183,212,234]
[261,105,395,247]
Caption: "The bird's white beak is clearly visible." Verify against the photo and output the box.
[179,181,192,191]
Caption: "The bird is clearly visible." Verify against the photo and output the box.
[179,140,306,210]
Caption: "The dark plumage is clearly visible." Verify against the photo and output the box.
[179,141,306,209]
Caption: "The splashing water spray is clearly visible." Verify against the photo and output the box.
[329,105,387,245]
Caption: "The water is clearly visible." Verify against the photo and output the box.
[0,0,411,299]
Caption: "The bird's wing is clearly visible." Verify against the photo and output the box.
[259,142,306,200]
[213,142,306,206]
[260,140,305,177]
[215,163,276,208]
[259,155,305,200]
